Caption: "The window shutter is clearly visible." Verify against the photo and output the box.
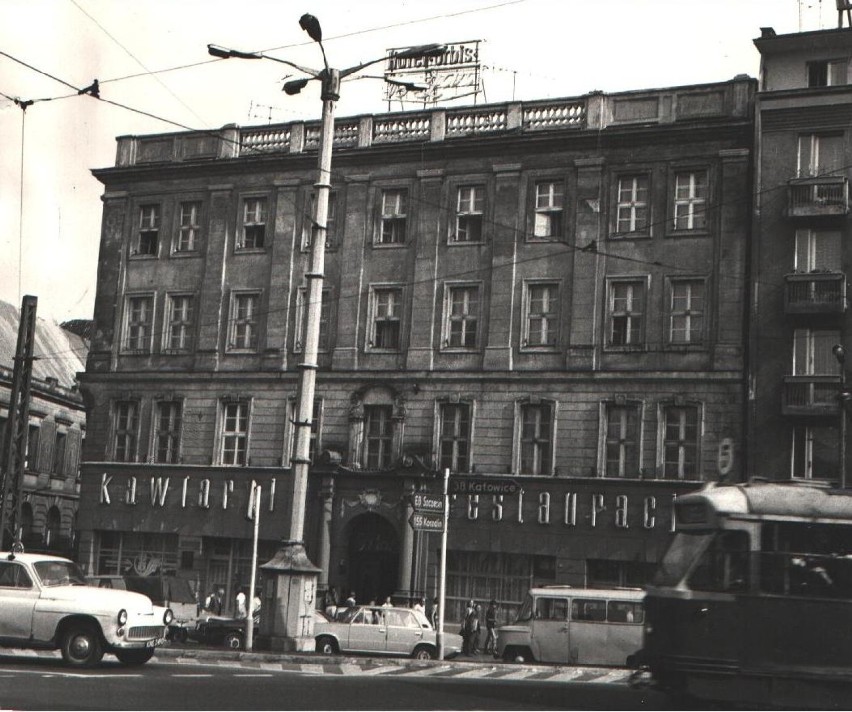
[37,419,56,473]
[64,427,82,477]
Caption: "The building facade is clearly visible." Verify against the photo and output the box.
[0,300,87,556]
[78,77,753,621]
[750,27,852,484]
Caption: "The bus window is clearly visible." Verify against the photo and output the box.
[607,600,644,624]
[535,597,569,620]
[571,598,607,622]
[688,530,749,593]
[516,593,534,622]
[654,532,713,587]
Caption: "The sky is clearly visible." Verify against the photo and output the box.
[0,0,833,323]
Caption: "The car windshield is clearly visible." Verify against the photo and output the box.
[34,560,88,587]
[653,532,713,587]
[515,593,534,623]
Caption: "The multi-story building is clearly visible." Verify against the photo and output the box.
[750,26,852,484]
[77,77,753,621]
[0,299,87,556]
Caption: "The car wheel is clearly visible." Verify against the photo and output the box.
[503,646,533,663]
[115,648,155,666]
[316,636,338,655]
[60,624,104,667]
[223,631,244,650]
[412,645,437,660]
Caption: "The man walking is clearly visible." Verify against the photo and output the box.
[484,599,498,654]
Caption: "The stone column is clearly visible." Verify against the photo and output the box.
[317,477,335,592]
[397,481,415,603]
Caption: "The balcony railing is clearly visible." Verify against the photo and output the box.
[788,176,849,217]
[784,272,847,314]
[783,375,842,416]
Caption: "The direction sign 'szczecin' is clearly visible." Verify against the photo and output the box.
[449,478,520,496]
[409,512,444,532]
[412,492,444,513]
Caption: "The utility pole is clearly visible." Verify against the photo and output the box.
[0,295,37,551]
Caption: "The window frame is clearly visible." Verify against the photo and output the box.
[598,400,644,478]
[611,172,651,239]
[657,401,703,480]
[152,399,183,465]
[122,293,156,354]
[807,58,848,87]
[237,195,269,251]
[521,280,560,351]
[111,399,141,463]
[217,398,252,466]
[173,198,203,255]
[227,290,262,352]
[294,286,331,353]
[530,179,565,242]
[367,284,404,353]
[666,277,707,348]
[435,400,475,473]
[133,203,161,258]
[376,187,409,247]
[451,184,486,244]
[797,132,845,178]
[791,424,838,480]
[362,404,394,470]
[668,167,710,235]
[162,292,195,353]
[513,399,557,476]
[605,277,648,351]
[441,282,482,351]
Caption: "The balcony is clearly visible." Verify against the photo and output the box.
[784,272,847,314]
[788,176,849,217]
[782,375,841,416]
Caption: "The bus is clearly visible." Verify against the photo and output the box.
[497,585,644,665]
[641,480,852,708]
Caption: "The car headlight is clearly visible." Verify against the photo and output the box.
[164,608,174,626]
[117,609,128,626]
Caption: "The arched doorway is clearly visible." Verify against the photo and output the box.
[346,513,399,605]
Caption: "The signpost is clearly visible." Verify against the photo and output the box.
[448,478,520,496]
[412,492,444,514]
[409,511,444,532]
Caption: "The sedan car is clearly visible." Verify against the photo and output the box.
[0,552,172,667]
[314,605,462,660]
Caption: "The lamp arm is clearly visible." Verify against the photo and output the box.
[262,55,322,78]
[339,55,389,79]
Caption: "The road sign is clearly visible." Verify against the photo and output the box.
[409,512,444,532]
[413,492,444,514]
[449,478,520,496]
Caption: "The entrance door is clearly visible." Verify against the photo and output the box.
[347,513,399,605]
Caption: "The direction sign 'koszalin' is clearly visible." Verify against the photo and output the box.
[412,492,444,513]
[449,478,520,496]
[409,512,444,532]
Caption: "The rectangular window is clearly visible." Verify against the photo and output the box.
[453,185,484,242]
[52,432,66,475]
[439,403,471,472]
[164,294,194,351]
[113,401,139,463]
[608,280,645,348]
[673,171,707,231]
[792,426,839,480]
[798,133,844,177]
[663,405,699,479]
[616,175,649,235]
[795,229,842,271]
[370,287,402,350]
[239,197,267,249]
[304,191,338,249]
[669,279,705,345]
[294,288,330,352]
[604,404,639,477]
[793,329,840,375]
[808,58,848,87]
[364,405,393,469]
[136,204,160,256]
[525,283,558,347]
[229,293,260,350]
[519,403,553,475]
[124,296,154,352]
[25,425,39,470]
[176,201,201,252]
[533,181,563,239]
[221,401,249,466]
[587,559,656,588]
[379,189,407,245]
[445,285,479,348]
[154,401,182,464]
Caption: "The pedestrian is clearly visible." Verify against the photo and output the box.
[484,599,498,654]
[345,591,356,607]
[252,590,262,622]
[462,600,477,655]
[323,585,339,617]
[235,588,247,619]
[470,603,482,654]
[381,595,393,608]
[204,586,223,616]
[430,597,440,629]
[412,596,425,614]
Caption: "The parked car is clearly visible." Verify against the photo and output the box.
[314,605,462,660]
[88,574,198,642]
[191,608,329,650]
[0,552,173,667]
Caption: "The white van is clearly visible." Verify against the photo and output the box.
[496,585,644,666]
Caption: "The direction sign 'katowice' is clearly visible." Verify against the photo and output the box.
[448,478,520,496]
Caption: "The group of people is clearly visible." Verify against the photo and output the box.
[202,585,261,620]
[461,599,498,656]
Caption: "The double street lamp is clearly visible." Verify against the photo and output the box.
[209,16,443,650]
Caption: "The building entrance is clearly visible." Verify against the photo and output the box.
[346,513,399,605]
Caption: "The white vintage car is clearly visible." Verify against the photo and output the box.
[0,552,173,667]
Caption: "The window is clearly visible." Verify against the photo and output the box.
[688,530,749,593]
[369,287,402,350]
[524,283,559,347]
[672,171,707,231]
[164,294,194,351]
[604,403,640,477]
[587,559,656,588]
[0,562,33,589]
[571,598,607,622]
[378,189,407,245]
[535,597,569,620]
[798,133,844,178]
[532,181,563,239]
[136,204,160,256]
[444,285,479,349]
[52,432,66,475]
[113,400,139,462]
[518,402,554,475]
[662,405,699,479]
[439,403,471,472]
[124,296,154,352]
[285,399,322,466]
[808,58,848,87]
[792,425,838,479]
[795,229,841,271]
[453,185,484,242]
[229,293,260,350]
[238,197,267,249]
[25,424,39,470]
[793,328,840,375]
[615,175,649,235]
[363,405,393,469]
[220,401,249,466]
[669,279,705,345]
[607,280,645,348]
[294,288,330,352]
[176,201,201,252]
[304,191,338,249]
[154,401,182,464]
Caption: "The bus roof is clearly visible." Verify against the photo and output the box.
[677,481,852,522]
[528,586,644,599]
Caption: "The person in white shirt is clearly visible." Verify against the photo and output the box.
[235,588,247,619]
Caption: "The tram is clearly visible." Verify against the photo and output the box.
[642,480,852,708]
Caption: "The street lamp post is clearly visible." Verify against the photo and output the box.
[209,17,443,651]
